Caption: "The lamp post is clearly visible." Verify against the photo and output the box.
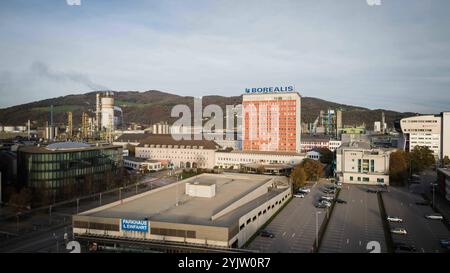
[315,211,322,250]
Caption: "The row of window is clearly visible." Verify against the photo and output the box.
[239,193,290,231]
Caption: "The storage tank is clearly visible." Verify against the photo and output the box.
[101,92,114,131]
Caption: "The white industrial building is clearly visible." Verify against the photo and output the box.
[73,173,292,249]
[135,135,219,169]
[215,150,305,169]
[397,112,450,160]
[336,141,391,185]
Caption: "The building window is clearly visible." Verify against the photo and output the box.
[350,176,354,181]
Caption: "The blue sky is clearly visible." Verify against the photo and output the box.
[0,0,449,113]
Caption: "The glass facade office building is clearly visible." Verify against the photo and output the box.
[17,142,123,202]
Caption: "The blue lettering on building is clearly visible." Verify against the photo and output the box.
[244,86,295,94]
[121,219,149,232]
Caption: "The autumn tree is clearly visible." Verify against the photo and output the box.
[291,165,307,190]
[301,158,324,181]
[389,150,409,186]
[290,159,324,186]
[410,146,435,174]
[443,156,450,167]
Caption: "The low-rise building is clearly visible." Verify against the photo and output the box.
[300,135,330,153]
[215,150,305,170]
[336,141,391,185]
[73,173,292,250]
[123,156,163,172]
[17,142,123,202]
[306,150,321,161]
[135,135,219,169]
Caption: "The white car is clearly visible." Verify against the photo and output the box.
[387,216,403,223]
[299,188,311,193]
[294,194,305,198]
[391,228,407,235]
[321,195,334,201]
[319,201,331,207]
[425,214,443,220]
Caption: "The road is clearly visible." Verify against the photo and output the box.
[0,173,177,253]
[383,186,449,253]
[247,180,332,253]
[319,185,386,253]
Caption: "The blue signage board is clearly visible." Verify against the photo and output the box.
[121,219,149,233]
[245,86,295,94]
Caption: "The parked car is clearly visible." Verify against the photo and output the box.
[299,188,311,193]
[321,195,334,201]
[394,243,417,252]
[294,194,305,198]
[315,203,328,209]
[336,199,347,204]
[440,239,450,249]
[391,228,407,235]
[319,200,332,207]
[387,216,403,223]
[416,201,430,206]
[297,189,309,194]
[425,214,443,220]
[259,230,275,238]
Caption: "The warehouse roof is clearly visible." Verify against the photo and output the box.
[80,173,289,227]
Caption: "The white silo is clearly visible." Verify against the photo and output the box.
[101,92,115,131]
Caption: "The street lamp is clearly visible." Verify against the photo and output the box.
[315,211,322,250]
[53,233,59,253]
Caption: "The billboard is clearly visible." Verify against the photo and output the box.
[120,219,149,232]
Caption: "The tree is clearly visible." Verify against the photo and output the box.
[410,146,435,174]
[9,187,32,211]
[302,158,324,181]
[443,156,450,167]
[291,165,307,190]
[317,148,334,165]
[389,150,409,186]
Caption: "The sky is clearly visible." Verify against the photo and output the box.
[0,0,449,113]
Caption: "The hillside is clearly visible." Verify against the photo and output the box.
[0,90,415,130]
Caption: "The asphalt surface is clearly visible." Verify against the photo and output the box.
[384,184,450,253]
[319,185,387,253]
[247,180,333,253]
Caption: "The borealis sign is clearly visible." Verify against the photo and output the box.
[245,86,295,94]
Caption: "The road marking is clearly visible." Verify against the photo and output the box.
[421,248,425,253]
[346,239,349,244]
[291,233,296,238]
[359,241,362,246]
[282,232,286,237]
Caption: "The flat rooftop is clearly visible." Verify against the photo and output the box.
[81,173,288,227]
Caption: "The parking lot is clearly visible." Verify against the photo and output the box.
[319,185,386,253]
[247,180,333,253]
[383,186,449,253]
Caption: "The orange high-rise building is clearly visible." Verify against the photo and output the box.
[242,91,301,153]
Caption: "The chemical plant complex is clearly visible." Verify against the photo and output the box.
[1,88,449,254]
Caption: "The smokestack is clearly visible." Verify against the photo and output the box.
[27,120,30,140]
[381,111,385,134]
[96,93,101,130]
[49,105,54,140]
